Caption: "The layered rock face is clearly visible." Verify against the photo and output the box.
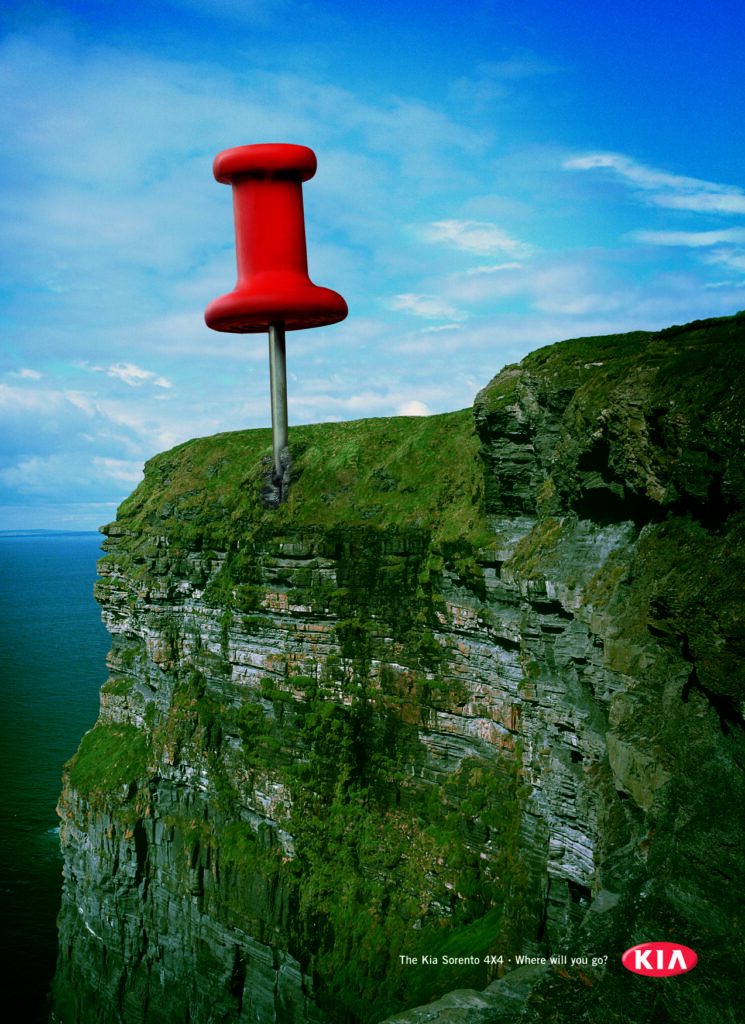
[50,315,745,1024]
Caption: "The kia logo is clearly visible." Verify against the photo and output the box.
[622,942,697,977]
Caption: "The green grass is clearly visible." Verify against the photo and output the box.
[109,409,487,550]
[68,721,150,801]
[475,329,653,416]
[101,676,133,697]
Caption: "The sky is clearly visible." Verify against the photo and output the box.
[1,0,744,531]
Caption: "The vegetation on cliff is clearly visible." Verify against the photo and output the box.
[70,404,535,1021]
[114,406,489,550]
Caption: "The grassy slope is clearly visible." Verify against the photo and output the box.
[114,408,489,548]
[114,311,745,547]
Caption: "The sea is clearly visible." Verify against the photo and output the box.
[0,531,111,1024]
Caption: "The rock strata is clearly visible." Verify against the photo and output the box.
[51,314,745,1023]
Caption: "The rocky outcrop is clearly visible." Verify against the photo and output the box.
[50,314,745,1023]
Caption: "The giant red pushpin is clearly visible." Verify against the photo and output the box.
[205,143,347,500]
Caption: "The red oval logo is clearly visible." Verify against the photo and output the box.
[622,942,697,977]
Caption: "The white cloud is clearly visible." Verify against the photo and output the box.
[418,324,462,334]
[437,248,644,318]
[448,52,559,110]
[628,227,745,281]
[631,228,745,247]
[564,152,745,215]
[425,220,533,258]
[704,249,745,273]
[286,372,456,422]
[0,381,65,416]
[396,400,432,416]
[388,293,467,321]
[0,452,140,497]
[64,391,97,416]
[92,457,145,484]
[107,363,173,388]
[465,262,524,274]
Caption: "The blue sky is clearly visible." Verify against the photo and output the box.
[2,0,744,530]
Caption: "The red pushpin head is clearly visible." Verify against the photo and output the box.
[204,143,348,333]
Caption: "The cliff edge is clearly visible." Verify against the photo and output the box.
[50,314,745,1023]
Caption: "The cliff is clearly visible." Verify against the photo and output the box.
[50,313,745,1024]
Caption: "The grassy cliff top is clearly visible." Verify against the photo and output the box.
[476,310,745,416]
[110,408,489,548]
[108,311,745,550]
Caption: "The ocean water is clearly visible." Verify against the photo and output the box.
[0,531,111,1023]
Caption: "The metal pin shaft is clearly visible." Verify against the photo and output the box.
[268,321,288,478]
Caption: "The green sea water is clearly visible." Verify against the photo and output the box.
[0,532,110,1023]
